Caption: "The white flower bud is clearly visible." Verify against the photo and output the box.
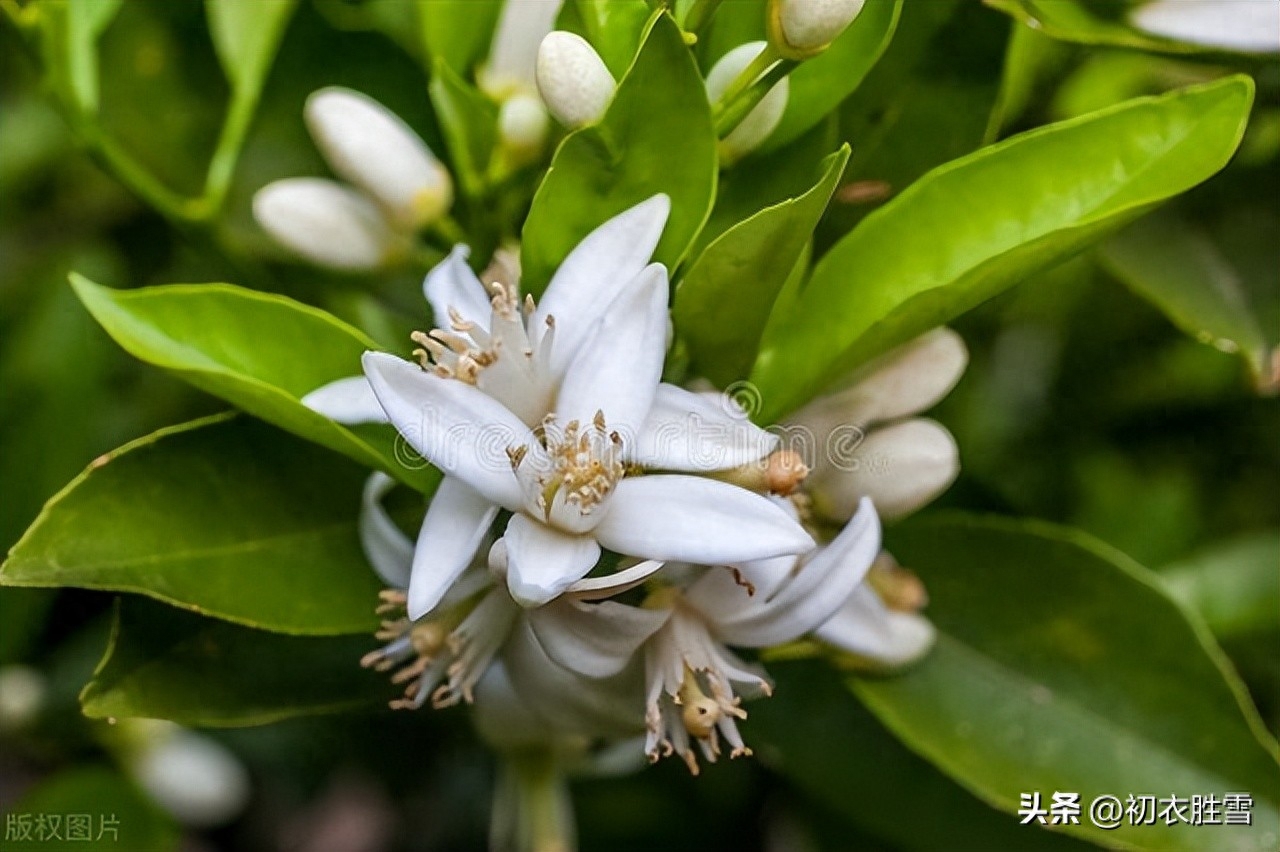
[128,725,251,827]
[0,665,46,731]
[305,87,452,230]
[1130,0,1280,54]
[478,0,565,100]
[769,0,866,57]
[498,92,550,162]
[706,42,790,161]
[253,178,406,271]
[536,31,616,128]
[809,418,959,522]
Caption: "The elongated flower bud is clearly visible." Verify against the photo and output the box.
[128,723,250,827]
[536,31,616,128]
[305,87,452,230]
[768,0,866,58]
[498,91,550,163]
[253,178,406,271]
[706,41,790,161]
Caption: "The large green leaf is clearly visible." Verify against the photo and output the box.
[4,766,178,852]
[2,415,388,636]
[567,0,650,78]
[675,146,847,384]
[71,275,434,491]
[81,599,389,727]
[751,76,1254,421]
[852,514,1280,851]
[520,12,718,294]
[1161,532,1280,642]
[761,0,902,152]
[753,661,1093,852]
[1101,210,1273,391]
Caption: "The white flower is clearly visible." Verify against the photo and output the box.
[252,178,407,271]
[769,0,866,58]
[305,87,453,230]
[788,327,967,523]
[1130,0,1280,54]
[536,31,616,128]
[705,42,790,162]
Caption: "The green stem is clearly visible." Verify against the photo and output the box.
[202,88,259,216]
[714,59,796,139]
[683,0,724,35]
[492,752,576,852]
[712,43,780,118]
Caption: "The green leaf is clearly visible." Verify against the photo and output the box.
[205,0,296,94]
[2,415,388,636]
[853,513,1280,851]
[428,59,499,200]
[1161,532,1280,642]
[985,0,1278,57]
[37,0,122,113]
[753,661,1093,852]
[761,0,902,152]
[569,0,650,78]
[1100,210,1272,390]
[81,599,389,727]
[418,0,503,76]
[70,275,434,492]
[675,146,848,384]
[5,766,178,852]
[751,76,1255,421]
[520,12,718,294]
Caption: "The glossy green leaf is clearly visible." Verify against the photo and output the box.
[81,599,389,727]
[852,513,1280,851]
[1161,532,1280,642]
[206,0,296,93]
[2,415,389,636]
[761,0,902,152]
[418,0,503,76]
[70,275,434,491]
[675,146,847,384]
[37,0,122,113]
[5,766,178,852]
[986,0,1278,57]
[429,59,499,199]
[752,661,1093,852]
[520,12,718,294]
[752,76,1254,421]
[568,0,650,78]
[1101,210,1273,390]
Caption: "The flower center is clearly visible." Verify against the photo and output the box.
[510,411,625,531]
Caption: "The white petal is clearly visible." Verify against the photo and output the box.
[594,475,814,564]
[815,584,936,667]
[535,195,669,373]
[478,0,565,98]
[810,418,958,522]
[631,383,779,471]
[692,499,881,647]
[362,352,529,509]
[470,661,557,750]
[535,31,616,127]
[407,476,500,619]
[1130,0,1280,53]
[527,598,669,678]
[253,178,401,271]
[503,513,602,607]
[554,264,668,438]
[358,473,412,588]
[567,559,665,600]
[305,87,452,229]
[302,376,388,424]
[791,327,967,436]
[423,245,492,331]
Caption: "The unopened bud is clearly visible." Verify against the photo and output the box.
[706,42,790,161]
[867,553,929,613]
[253,178,406,271]
[715,449,810,495]
[0,665,46,731]
[129,725,251,827]
[536,32,616,128]
[768,0,866,58]
[305,87,452,230]
[498,92,550,163]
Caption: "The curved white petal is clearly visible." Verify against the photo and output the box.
[594,475,814,564]
[527,598,669,678]
[535,195,670,373]
[423,245,492,331]
[407,476,500,620]
[503,513,602,607]
[692,498,880,647]
[567,559,665,600]
[302,376,388,424]
[362,352,528,509]
[631,383,779,471]
[471,661,558,750]
[814,584,936,667]
[810,418,959,523]
[555,264,668,438]
[358,473,413,588]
